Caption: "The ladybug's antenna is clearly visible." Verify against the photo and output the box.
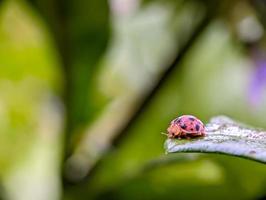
[161,132,168,136]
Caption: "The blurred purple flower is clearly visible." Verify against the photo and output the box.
[248,48,266,107]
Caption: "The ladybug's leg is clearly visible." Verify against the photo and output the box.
[180,132,187,138]
[195,132,205,137]
[177,132,183,139]
[193,132,199,137]
[185,135,191,140]
[191,132,204,137]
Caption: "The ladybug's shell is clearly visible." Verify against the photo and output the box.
[172,115,205,133]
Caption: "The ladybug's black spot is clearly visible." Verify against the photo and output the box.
[195,124,200,131]
[189,117,195,121]
[190,128,194,131]
[180,124,187,129]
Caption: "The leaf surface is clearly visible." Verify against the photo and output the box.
[165,116,266,163]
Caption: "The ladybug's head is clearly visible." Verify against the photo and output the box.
[167,123,182,138]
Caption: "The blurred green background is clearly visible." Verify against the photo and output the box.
[0,0,266,199]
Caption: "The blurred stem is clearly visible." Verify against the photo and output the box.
[111,0,215,147]
[28,0,109,154]
[27,0,71,155]
[64,1,217,196]
[27,0,110,195]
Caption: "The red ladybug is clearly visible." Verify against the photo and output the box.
[167,115,205,139]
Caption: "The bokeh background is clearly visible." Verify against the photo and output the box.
[0,0,266,199]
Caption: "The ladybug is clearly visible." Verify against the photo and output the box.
[166,115,205,139]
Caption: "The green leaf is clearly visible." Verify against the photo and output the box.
[165,116,266,163]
